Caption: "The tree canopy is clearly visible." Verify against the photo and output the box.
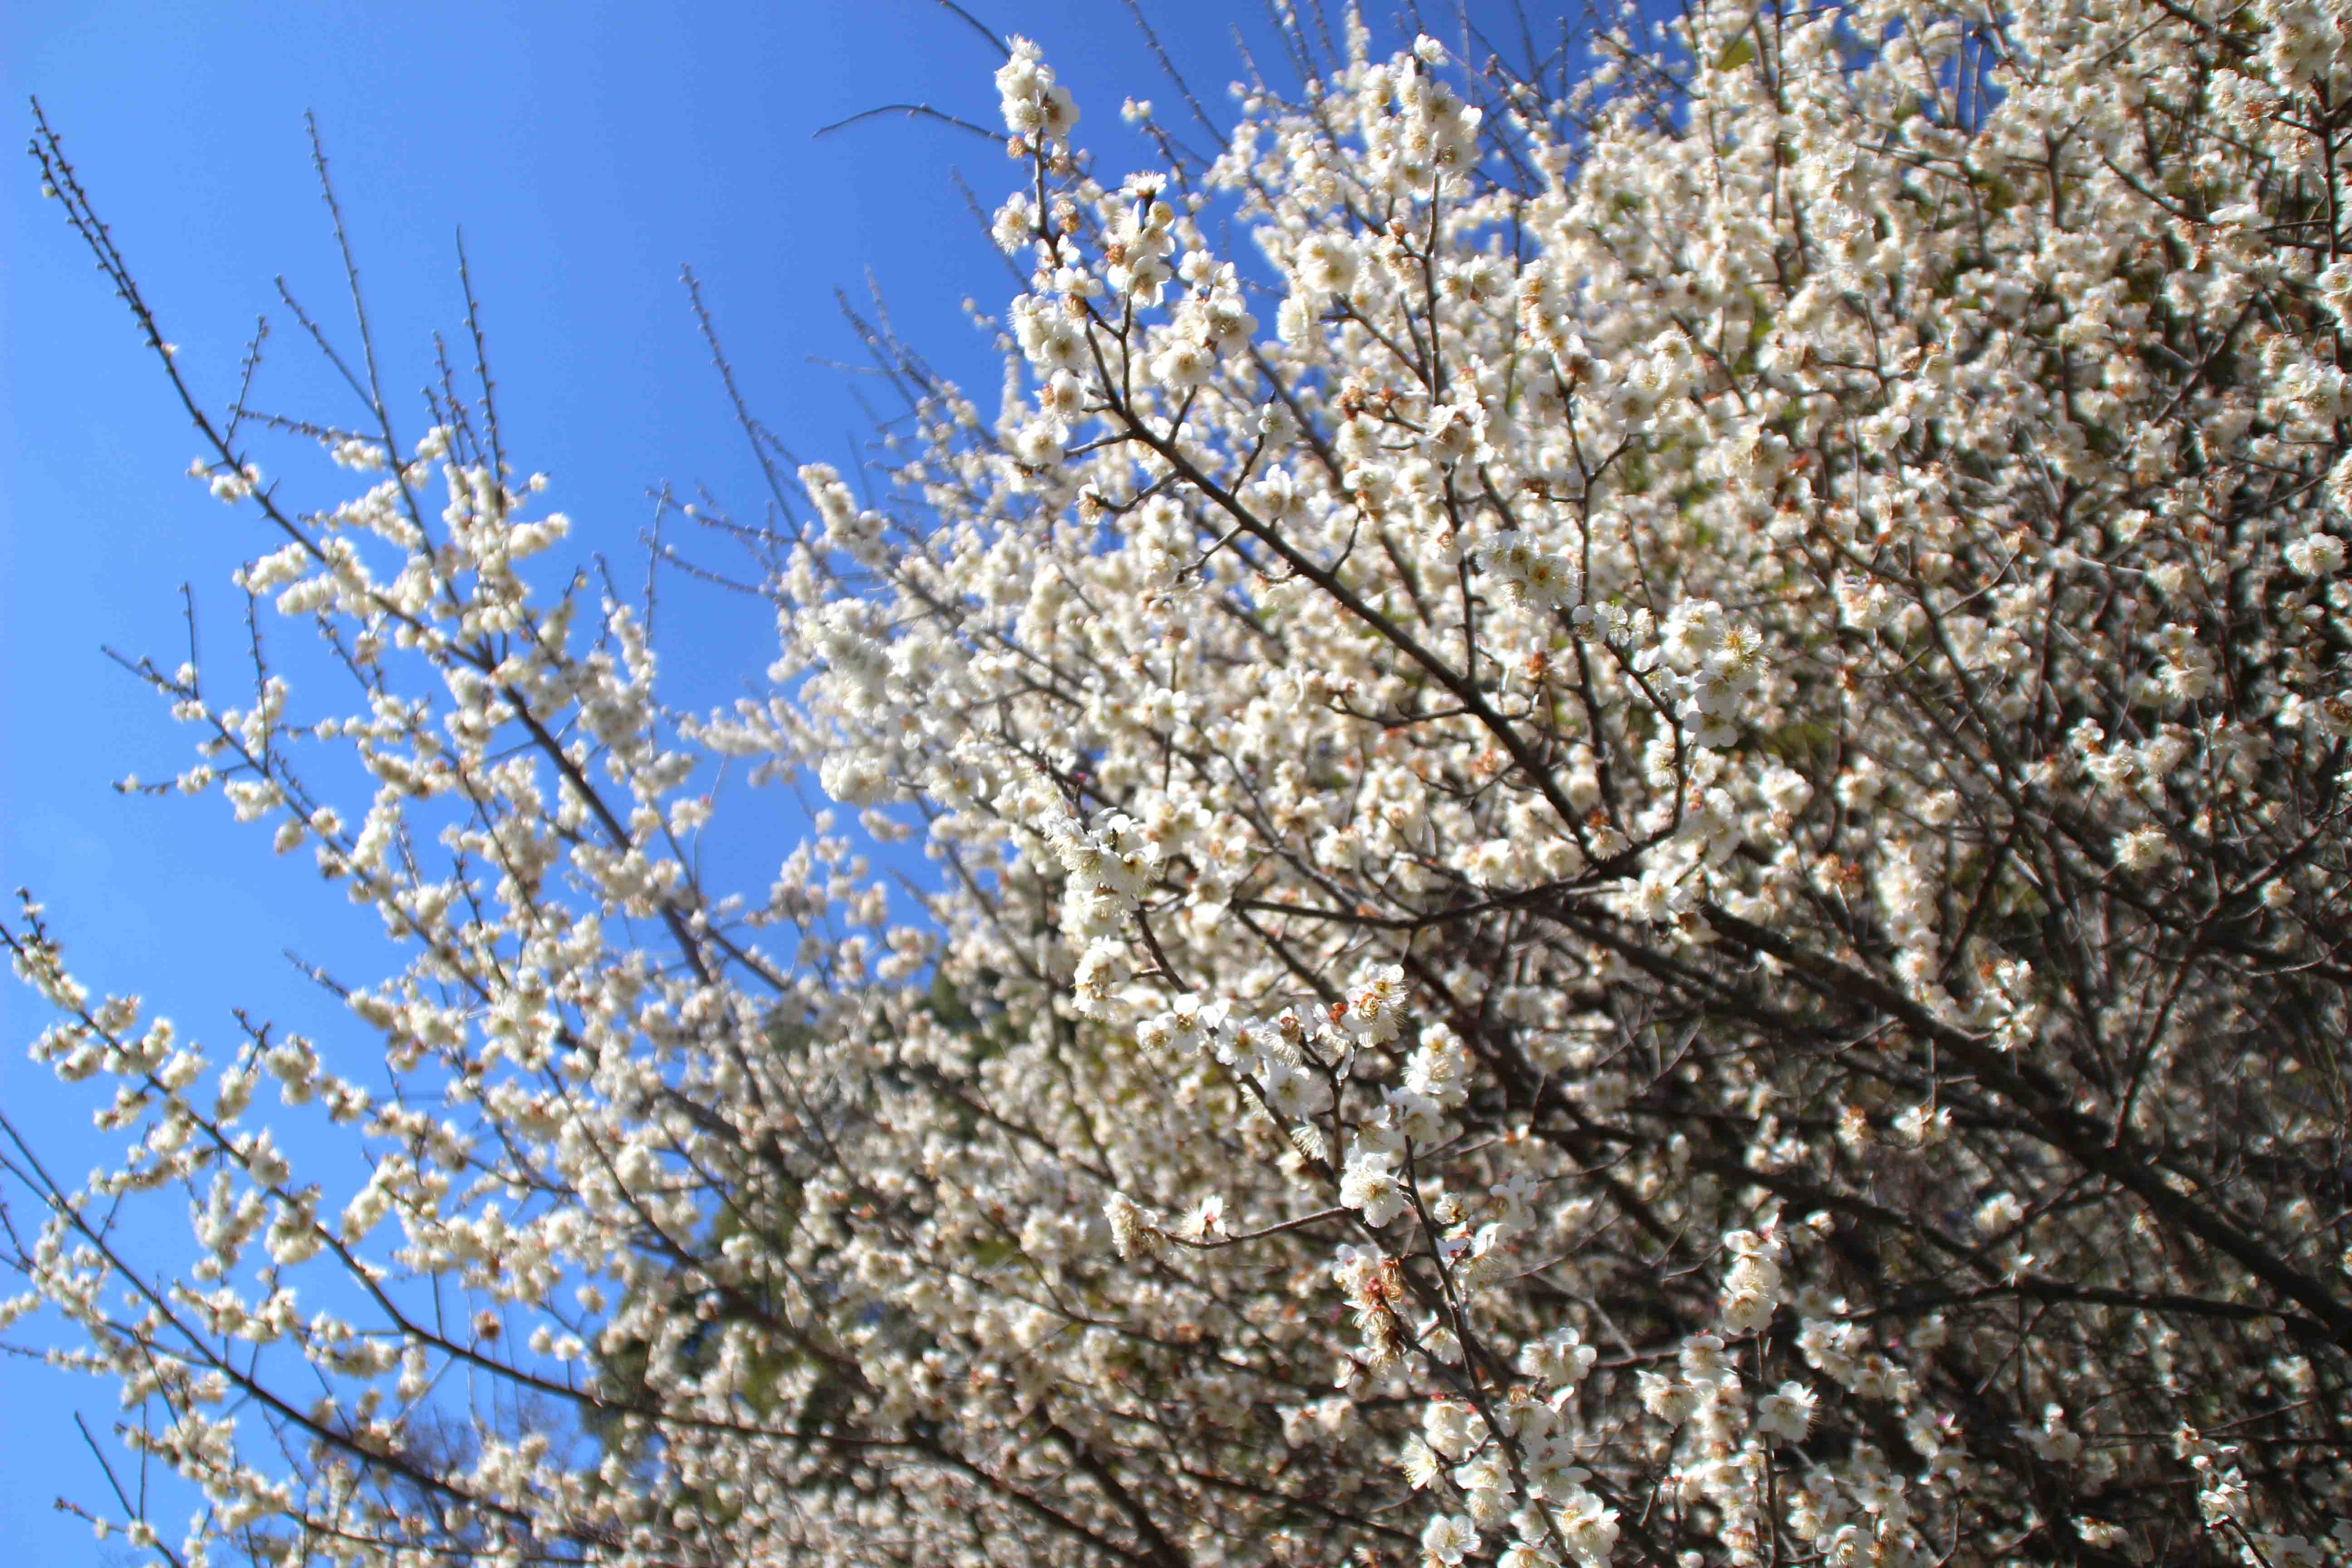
[8,2,2351,1566]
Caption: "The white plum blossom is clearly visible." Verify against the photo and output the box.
[12,3,2351,1566]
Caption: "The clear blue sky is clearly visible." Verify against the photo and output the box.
[4,2,1542,1559]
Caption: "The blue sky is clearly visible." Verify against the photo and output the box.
[4,2,1548,1558]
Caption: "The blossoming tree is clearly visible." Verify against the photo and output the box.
[10,0,2352,1565]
